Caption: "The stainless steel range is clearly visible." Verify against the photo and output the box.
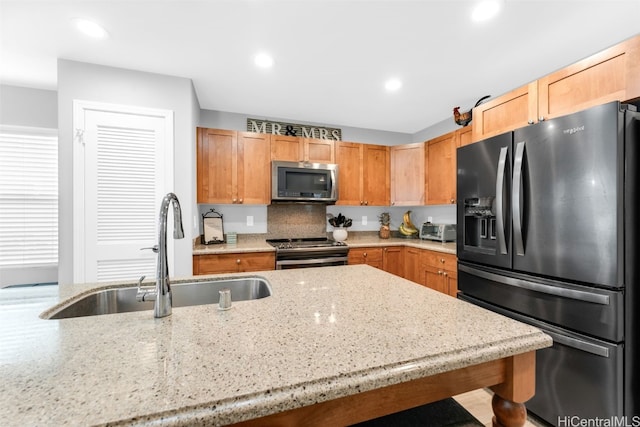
[266,237,349,270]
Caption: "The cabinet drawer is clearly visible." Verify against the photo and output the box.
[194,252,275,275]
[348,247,383,264]
[423,251,457,270]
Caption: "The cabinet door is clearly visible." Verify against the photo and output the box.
[423,264,448,294]
[237,132,271,204]
[363,144,390,206]
[271,135,303,161]
[304,138,335,163]
[197,128,236,204]
[445,268,458,297]
[538,36,640,120]
[336,142,363,205]
[237,252,275,272]
[193,252,275,275]
[390,143,425,206]
[403,247,422,284]
[348,247,383,269]
[425,132,456,205]
[472,82,538,142]
[457,126,473,147]
[382,246,403,277]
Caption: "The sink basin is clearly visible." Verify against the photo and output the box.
[44,277,271,319]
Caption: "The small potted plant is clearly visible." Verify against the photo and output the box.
[378,212,391,239]
[328,213,352,242]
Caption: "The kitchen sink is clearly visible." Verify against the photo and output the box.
[44,277,272,319]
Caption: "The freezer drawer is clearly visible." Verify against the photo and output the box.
[459,294,624,425]
[458,262,624,341]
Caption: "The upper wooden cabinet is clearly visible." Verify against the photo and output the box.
[457,126,473,148]
[472,82,538,141]
[271,135,335,163]
[538,35,640,120]
[336,142,389,206]
[390,142,425,206]
[473,34,640,142]
[425,132,456,205]
[197,128,271,204]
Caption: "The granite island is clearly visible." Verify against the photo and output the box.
[0,265,551,426]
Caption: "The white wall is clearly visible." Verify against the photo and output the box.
[57,59,198,284]
[0,84,57,128]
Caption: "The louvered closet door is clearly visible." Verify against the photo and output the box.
[82,109,168,283]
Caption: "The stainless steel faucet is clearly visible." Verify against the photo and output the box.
[137,192,185,318]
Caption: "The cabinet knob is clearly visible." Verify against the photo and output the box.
[236,259,241,264]
[443,272,448,277]
[539,116,545,122]
[360,201,364,205]
[239,198,243,203]
[438,270,443,275]
[384,248,387,252]
[364,201,368,205]
[450,198,455,204]
[528,119,534,125]
[232,198,237,203]
[440,258,445,263]
[363,252,367,257]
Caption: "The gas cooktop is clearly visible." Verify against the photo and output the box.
[266,237,347,250]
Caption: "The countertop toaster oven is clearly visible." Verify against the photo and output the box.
[419,223,456,242]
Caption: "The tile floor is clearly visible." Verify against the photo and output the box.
[454,389,550,427]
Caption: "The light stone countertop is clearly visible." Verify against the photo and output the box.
[0,265,551,426]
[192,233,456,256]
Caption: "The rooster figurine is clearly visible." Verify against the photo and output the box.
[453,95,491,127]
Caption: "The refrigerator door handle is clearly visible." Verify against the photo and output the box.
[543,328,610,358]
[513,141,526,256]
[495,146,508,255]
[459,264,611,305]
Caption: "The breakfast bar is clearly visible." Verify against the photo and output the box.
[0,265,551,426]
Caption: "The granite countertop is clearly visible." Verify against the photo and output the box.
[193,232,456,256]
[0,265,550,426]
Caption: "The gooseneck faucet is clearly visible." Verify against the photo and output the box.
[137,193,184,318]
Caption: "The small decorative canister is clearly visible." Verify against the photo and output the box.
[333,228,348,242]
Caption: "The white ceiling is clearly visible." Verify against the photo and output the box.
[1,0,639,134]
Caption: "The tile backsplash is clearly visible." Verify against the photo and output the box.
[266,204,326,238]
[197,203,456,238]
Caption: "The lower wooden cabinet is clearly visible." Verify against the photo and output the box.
[403,247,423,283]
[348,246,404,275]
[422,251,458,297]
[382,246,403,277]
[193,252,275,275]
[348,247,383,269]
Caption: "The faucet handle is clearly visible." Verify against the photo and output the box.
[136,275,156,302]
[140,245,159,253]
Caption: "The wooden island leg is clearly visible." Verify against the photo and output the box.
[490,351,536,427]
[492,393,527,427]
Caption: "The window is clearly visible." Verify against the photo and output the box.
[0,126,58,287]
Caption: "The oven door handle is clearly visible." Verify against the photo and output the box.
[459,264,610,305]
[276,256,349,267]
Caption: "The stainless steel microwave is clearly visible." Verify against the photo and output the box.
[271,161,338,203]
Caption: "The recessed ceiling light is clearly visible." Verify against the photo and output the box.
[254,53,274,68]
[471,0,501,22]
[385,78,402,92]
[72,18,109,39]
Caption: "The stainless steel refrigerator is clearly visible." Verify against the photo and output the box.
[456,101,639,425]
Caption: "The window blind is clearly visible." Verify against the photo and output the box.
[0,127,58,282]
